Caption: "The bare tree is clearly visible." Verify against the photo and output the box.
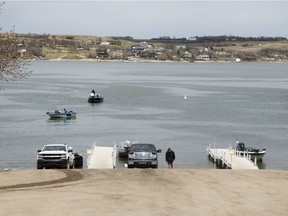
[0,2,32,82]
[0,31,32,81]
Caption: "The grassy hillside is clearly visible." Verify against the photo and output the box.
[13,33,288,62]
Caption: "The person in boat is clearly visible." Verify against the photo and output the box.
[165,148,176,169]
[90,89,95,97]
[64,108,68,114]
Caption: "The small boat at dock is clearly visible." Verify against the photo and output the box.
[236,141,266,162]
[117,140,132,158]
[117,140,139,158]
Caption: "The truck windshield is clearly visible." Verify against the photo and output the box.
[130,144,156,152]
[43,146,66,151]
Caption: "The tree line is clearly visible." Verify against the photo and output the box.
[151,36,286,44]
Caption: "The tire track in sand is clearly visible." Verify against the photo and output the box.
[0,170,83,191]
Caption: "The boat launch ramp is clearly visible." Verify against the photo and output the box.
[207,144,258,170]
[87,144,117,169]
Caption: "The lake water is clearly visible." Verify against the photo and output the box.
[1,61,288,170]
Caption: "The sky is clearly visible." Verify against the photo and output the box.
[1,1,288,39]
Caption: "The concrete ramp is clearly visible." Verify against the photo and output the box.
[87,145,116,169]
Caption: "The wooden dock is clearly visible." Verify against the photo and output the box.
[207,144,258,170]
[87,144,117,169]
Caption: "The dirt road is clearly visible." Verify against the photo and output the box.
[0,169,287,216]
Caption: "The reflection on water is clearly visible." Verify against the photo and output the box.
[1,61,288,170]
[46,118,76,124]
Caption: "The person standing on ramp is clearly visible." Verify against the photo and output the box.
[165,148,176,169]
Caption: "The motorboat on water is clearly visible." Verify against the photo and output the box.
[46,108,76,119]
[236,141,266,162]
[88,90,104,103]
[88,94,104,103]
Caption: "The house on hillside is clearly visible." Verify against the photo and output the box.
[139,51,157,59]
[196,54,210,60]
[100,41,110,46]
[188,37,197,41]
[96,49,109,59]
[184,51,192,58]
[110,50,123,59]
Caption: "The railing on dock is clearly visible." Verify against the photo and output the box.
[112,142,117,169]
[207,143,258,170]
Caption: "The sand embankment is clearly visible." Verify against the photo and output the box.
[0,169,287,216]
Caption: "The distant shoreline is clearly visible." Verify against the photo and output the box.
[34,58,288,64]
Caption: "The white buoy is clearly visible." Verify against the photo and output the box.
[184,95,187,100]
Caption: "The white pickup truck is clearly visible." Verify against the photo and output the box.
[37,144,75,169]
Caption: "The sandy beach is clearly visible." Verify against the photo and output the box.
[0,169,287,216]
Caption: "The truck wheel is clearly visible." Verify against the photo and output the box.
[75,162,83,169]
